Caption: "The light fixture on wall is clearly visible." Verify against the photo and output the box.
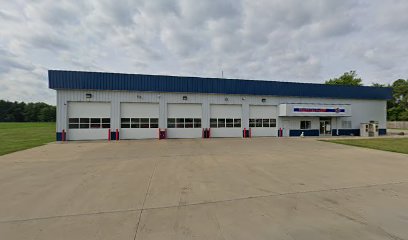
[86,93,92,98]
[137,95,142,99]
[242,97,246,100]
[182,96,188,100]
[261,98,266,103]
[225,97,229,101]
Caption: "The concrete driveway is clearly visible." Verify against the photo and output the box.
[0,138,407,240]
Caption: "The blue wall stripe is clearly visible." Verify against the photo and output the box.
[289,129,320,136]
[379,129,387,135]
[56,132,62,141]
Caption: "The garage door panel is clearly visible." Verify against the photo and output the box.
[67,102,111,140]
[68,129,109,141]
[249,105,278,137]
[121,129,158,140]
[210,104,241,118]
[121,103,159,117]
[249,105,277,118]
[167,129,202,138]
[167,104,202,138]
[210,104,242,138]
[68,102,110,118]
[167,104,202,118]
[120,103,159,139]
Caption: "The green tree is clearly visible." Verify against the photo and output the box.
[0,100,56,122]
[38,105,56,122]
[325,71,363,86]
[371,83,387,87]
[387,79,408,121]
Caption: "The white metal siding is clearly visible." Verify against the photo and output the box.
[249,105,278,137]
[120,103,159,139]
[56,90,388,140]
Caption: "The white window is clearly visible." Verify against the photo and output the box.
[249,118,277,128]
[121,118,158,129]
[300,121,311,130]
[210,118,241,128]
[167,118,201,128]
[69,118,110,129]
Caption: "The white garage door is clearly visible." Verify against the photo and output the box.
[120,103,159,139]
[249,105,278,137]
[67,102,111,140]
[210,104,242,138]
[167,103,202,138]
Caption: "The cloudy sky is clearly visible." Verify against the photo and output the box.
[1,0,407,104]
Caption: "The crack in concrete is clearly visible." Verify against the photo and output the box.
[1,180,407,225]
[133,155,160,240]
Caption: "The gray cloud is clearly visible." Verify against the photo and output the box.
[0,0,408,104]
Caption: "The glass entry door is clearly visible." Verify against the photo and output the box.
[319,118,331,135]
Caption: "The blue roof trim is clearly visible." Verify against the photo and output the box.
[48,70,392,100]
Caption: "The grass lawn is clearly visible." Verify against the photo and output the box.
[323,138,408,154]
[0,122,55,156]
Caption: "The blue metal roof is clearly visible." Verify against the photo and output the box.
[48,70,392,100]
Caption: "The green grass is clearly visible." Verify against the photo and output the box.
[323,138,408,154]
[0,122,55,156]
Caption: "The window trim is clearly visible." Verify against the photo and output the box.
[69,117,110,129]
[300,120,312,130]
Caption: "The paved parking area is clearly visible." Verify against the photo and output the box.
[0,138,408,239]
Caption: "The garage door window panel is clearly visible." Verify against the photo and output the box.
[262,119,270,127]
[80,118,90,128]
[249,119,255,127]
[270,119,276,127]
[218,119,226,128]
[185,118,193,128]
[150,118,159,128]
[131,118,140,128]
[102,118,110,128]
[140,118,150,128]
[226,119,234,128]
[234,119,241,127]
[121,118,130,128]
[176,118,185,128]
[255,119,262,127]
[69,118,79,129]
[167,118,175,128]
[210,118,217,128]
[194,118,201,128]
[90,118,101,128]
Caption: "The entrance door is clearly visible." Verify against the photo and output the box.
[319,118,331,135]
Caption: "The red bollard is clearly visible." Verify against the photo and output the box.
[108,129,111,141]
[116,129,119,141]
[62,129,65,142]
[244,128,246,138]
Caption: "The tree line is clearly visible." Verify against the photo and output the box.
[0,100,56,122]
[325,71,408,121]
